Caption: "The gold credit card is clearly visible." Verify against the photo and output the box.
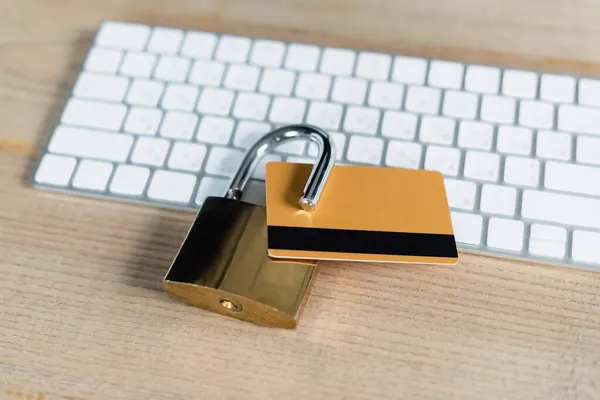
[265,162,458,264]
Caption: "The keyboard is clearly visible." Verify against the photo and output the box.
[31,20,600,271]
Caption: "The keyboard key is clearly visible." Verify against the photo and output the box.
[119,52,156,78]
[276,141,306,156]
[343,106,380,135]
[61,98,127,131]
[502,69,538,99]
[159,111,198,140]
[205,147,245,177]
[496,126,533,155]
[480,95,516,124]
[215,35,251,62]
[147,170,196,203]
[424,146,461,176]
[154,56,190,82]
[480,184,517,216]
[331,77,367,104]
[572,230,600,264]
[540,74,575,103]
[250,39,285,67]
[109,165,150,196]
[306,101,343,130]
[307,131,345,160]
[458,121,493,150]
[405,86,440,114]
[519,100,554,129]
[84,47,123,73]
[168,142,207,172]
[487,218,524,251]
[504,156,540,187]
[535,130,572,161]
[419,116,455,145]
[295,73,331,100]
[233,93,270,120]
[180,31,217,59]
[576,136,600,165]
[224,64,260,91]
[197,88,234,115]
[269,97,306,124]
[196,115,234,145]
[285,44,320,71]
[146,27,183,54]
[355,51,391,80]
[463,151,500,182]
[233,121,272,149]
[161,83,199,111]
[368,82,404,109]
[34,154,76,186]
[320,48,355,76]
[578,78,600,107]
[130,137,170,166]
[347,136,384,165]
[195,176,230,205]
[528,224,567,259]
[465,65,500,94]
[442,91,478,119]
[544,161,600,196]
[259,69,296,96]
[125,79,164,107]
[558,104,600,136]
[444,179,476,210]
[123,107,162,135]
[72,160,113,191]
[49,126,133,162]
[73,72,129,102]
[451,212,483,245]
[522,190,600,230]
[385,141,422,169]
[427,60,464,89]
[392,56,427,85]
[381,111,417,140]
[188,60,225,86]
[96,21,150,51]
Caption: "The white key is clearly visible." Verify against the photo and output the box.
[119,52,156,78]
[442,91,478,119]
[385,141,422,169]
[196,115,234,144]
[331,77,367,104]
[214,35,251,62]
[480,184,517,216]
[450,212,483,245]
[72,160,113,191]
[123,107,162,135]
[188,60,225,87]
[223,64,260,91]
[502,69,538,99]
[544,162,600,196]
[368,82,404,109]
[427,60,464,89]
[308,132,346,162]
[480,95,516,124]
[154,56,190,82]
[487,218,524,251]
[130,137,170,166]
[146,27,183,54]
[72,72,129,102]
[276,141,306,156]
[109,165,150,196]
[540,74,575,103]
[285,44,320,71]
[147,170,196,203]
[463,151,500,182]
[180,32,217,59]
[233,93,270,121]
[195,176,230,205]
[34,154,76,186]
[125,79,164,107]
[96,21,150,51]
[347,136,384,165]
[234,121,272,149]
[84,47,123,73]
[259,69,296,96]
[392,56,427,85]
[496,126,533,155]
[528,224,567,259]
[444,179,476,210]
[419,116,456,145]
[522,190,600,229]
[49,126,132,162]
[61,99,127,131]
[306,102,343,130]
[578,79,600,107]
[320,48,355,76]
[519,100,554,129]
[536,130,572,160]
[269,97,306,124]
[355,52,391,80]
[251,154,282,180]
[458,121,494,150]
[161,83,199,111]
[250,39,285,67]
[381,111,417,140]
[196,88,234,116]
[464,65,500,94]
[167,142,207,172]
[576,136,600,165]
[159,111,198,140]
[405,86,440,114]
[424,146,461,176]
[558,104,600,136]
[295,73,331,100]
[504,156,540,187]
[572,230,600,264]
[343,106,380,135]
[205,147,245,177]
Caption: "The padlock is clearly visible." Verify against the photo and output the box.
[163,124,335,329]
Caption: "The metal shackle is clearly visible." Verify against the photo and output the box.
[225,124,336,211]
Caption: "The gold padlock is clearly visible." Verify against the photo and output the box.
[163,124,335,329]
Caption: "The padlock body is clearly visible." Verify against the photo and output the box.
[163,196,318,329]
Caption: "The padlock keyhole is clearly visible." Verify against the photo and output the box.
[220,298,242,312]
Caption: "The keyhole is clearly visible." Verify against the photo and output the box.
[220,298,242,312]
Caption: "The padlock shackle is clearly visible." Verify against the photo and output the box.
[224,124,335,211]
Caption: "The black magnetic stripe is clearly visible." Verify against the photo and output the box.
[268,226,458,258]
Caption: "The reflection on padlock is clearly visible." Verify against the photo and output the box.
[163,124,335,329]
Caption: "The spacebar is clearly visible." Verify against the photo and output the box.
[522,190,600,229]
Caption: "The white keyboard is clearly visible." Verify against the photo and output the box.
[32,20,600,271]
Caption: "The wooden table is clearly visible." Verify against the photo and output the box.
[2,1,600,399]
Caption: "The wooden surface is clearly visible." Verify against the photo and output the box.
[2,1,600,399]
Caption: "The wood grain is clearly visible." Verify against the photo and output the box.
[1,0,600,399]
